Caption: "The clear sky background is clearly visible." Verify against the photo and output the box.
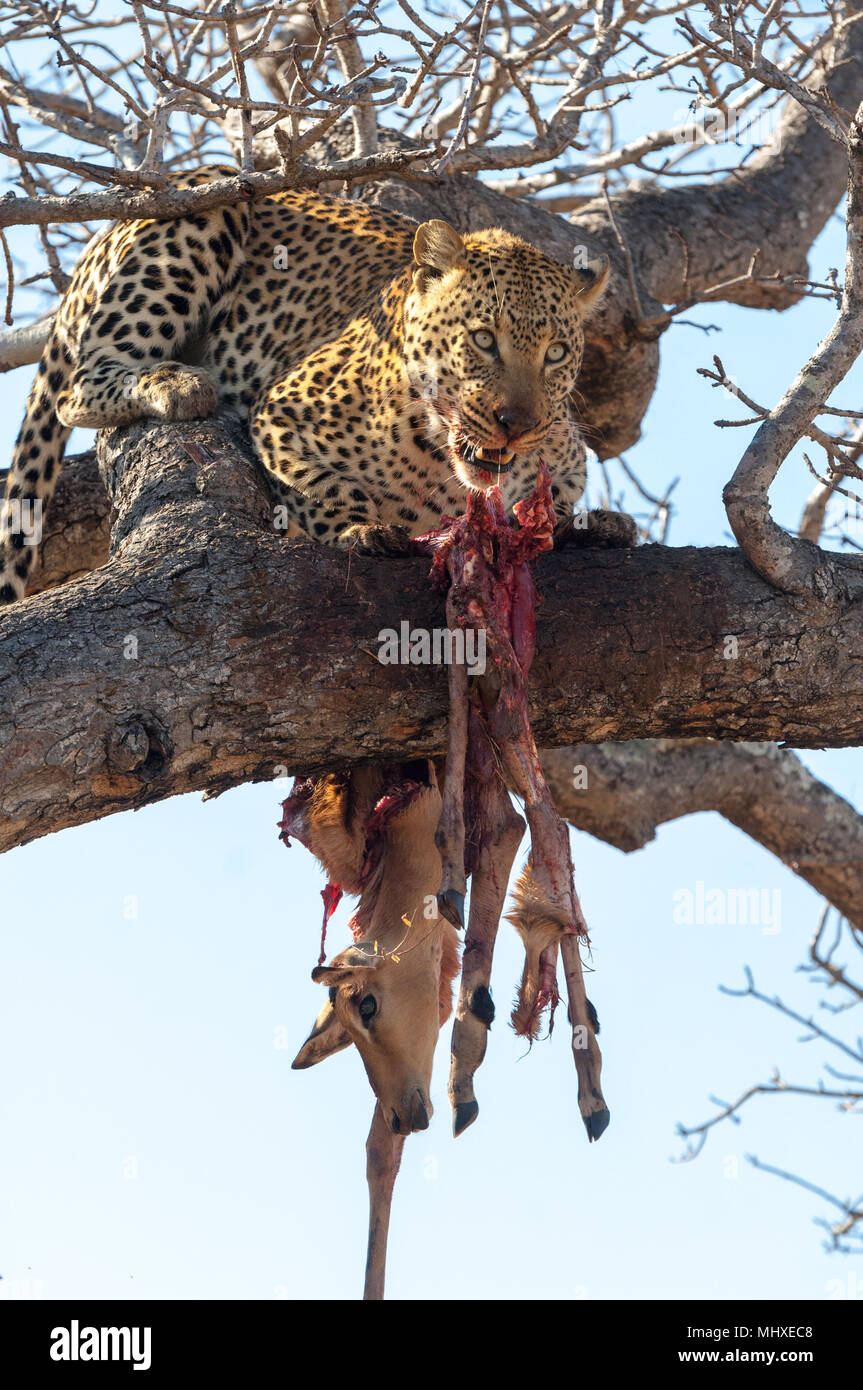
[1,8,861,1302]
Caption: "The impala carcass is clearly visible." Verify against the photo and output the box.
[280,761,460,1298]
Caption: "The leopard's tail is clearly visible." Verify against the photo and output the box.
[1,337,73,604]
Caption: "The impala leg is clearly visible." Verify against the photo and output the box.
[363,1102,406,1302]
[560,933,610,1141]
[489,639,608,1133]
[495,724,574,1038]
[449,713,524,1136]
[504,766,609,1133]
[435,658,469,929]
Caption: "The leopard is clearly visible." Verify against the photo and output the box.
[0,166,620,604]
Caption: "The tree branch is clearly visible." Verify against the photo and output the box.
[542,741,863,930]
[4,415,863,858]
[0,145,435,233]
[16,454,863,928]
[723,99,863,593]
[0,313,54,373]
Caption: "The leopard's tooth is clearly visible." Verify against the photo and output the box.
[476,447,491,461]
[500,450,514,464]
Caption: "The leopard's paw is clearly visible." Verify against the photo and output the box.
[555,508,638,550]
[139,365,219,421]
[343,523,415,557]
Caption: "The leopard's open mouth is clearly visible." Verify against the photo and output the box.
[449,426,515,485]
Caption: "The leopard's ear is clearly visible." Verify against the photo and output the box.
[412,221,465,291]
[573,254,610,315]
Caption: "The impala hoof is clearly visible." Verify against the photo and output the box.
[437,888,465,929]
[583,1107,610,1142]
[453,1100,479,1136]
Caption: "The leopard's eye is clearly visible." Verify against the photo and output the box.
[358,994,377,1025]
[546,342,568,364]
[472,329,496,352]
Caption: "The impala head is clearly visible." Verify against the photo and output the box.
[292,775,459,1135]
[294,941,444,1133]
[403,220,609,490]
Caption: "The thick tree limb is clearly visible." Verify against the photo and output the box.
[3,415,863,859]
[16,450,863,928]
[542,742,863,931]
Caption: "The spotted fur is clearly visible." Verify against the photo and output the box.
[0,169,608,602]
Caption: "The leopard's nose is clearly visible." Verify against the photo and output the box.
[493,406,539,441]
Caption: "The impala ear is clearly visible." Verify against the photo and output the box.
[309,943,384,988]
[293,945,386,1068]
[292,995,352,1070]
[574,254,610,313]
[413,220,465,291]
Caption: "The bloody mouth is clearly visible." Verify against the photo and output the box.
[449,426,514,483]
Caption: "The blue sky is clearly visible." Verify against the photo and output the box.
[1,9,862,1303]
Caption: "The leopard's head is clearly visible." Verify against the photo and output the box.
[402,220,608,490]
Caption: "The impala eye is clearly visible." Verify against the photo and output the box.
[472,329,496,352]
[358,994,377,1025]
[546,342,568,364]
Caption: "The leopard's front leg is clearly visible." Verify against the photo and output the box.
[251,393,420,553]
[258,467,416,555]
